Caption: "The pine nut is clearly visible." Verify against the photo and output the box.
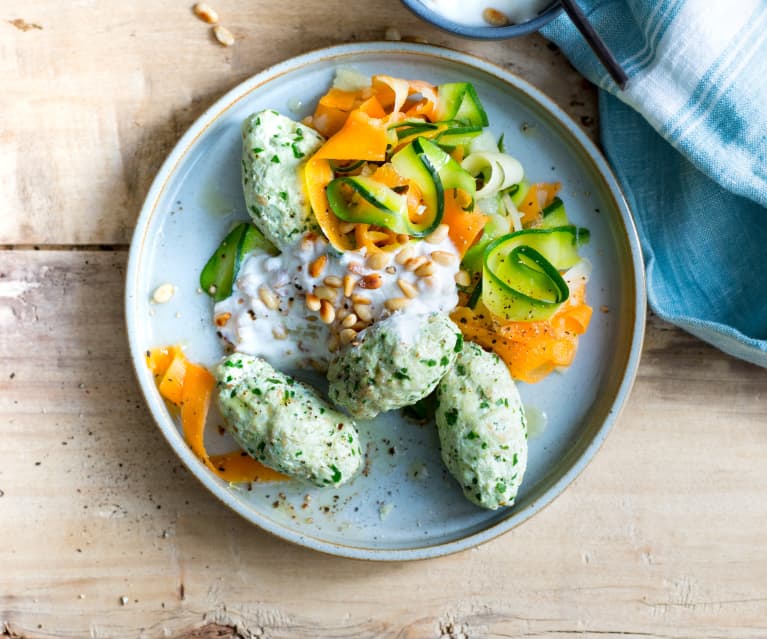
[341,313,358,328]
[328,334,340,353]
[482,7,510,25]
[258,286,279,310]
[360,273,382,289]
[430,250,456,266]
[272,325,288,340]
[351,321,370,332]
[397,279,418,299]
[366,251,391,270]
[214,312,232,327]
[305,293,321,312]
[415,261,435,277]
[425,224,449,244]
[385,265,397,275]
[323,275,343,288]
[319,300,336,324]
[314,286,338,303]
[339,328,358,345]
[309,254,327,278]
[404,256,428,272]
[343,274,357,297]
[339,222,356,234]
[455,270,471,287]
[152,283,174,304]
[351,294,371,305]
[193,2,219,23]
[212,24,235,46]
[396,245,415,264]
[353,303,373,322]
[384,26,401,41]
[385,297,410,312]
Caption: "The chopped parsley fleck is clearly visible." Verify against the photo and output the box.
[465,430,479,440]
[454,333,464,353]
[291,143,305,159]
[279,191,288,201]
[252,147,263,154]
[479,400,489,410]
[495,481,506,493]
[270,155,280,164]
[251,387,262,395]
[512,453,519,466]
[295,451,303,457]
[266,377,280,384]
[456,364,466,376]
[393,369,410,381]
[330,464,342,483]
[295,128,304,140]
[224,359,244,369]
[445,408,458,426]
[421,359,437,367]
[440,355,450,366]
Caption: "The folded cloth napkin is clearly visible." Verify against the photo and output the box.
[541,0,767,368]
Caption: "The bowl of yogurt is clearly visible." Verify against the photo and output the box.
[401,0,561,39]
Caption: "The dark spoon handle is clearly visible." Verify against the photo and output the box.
[559,0,629,90]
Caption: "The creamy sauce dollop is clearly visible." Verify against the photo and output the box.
[215,234,460,371]
[420,0,552,26]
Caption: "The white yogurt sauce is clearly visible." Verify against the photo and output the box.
[420,0,552,26]
[215,234,460,372]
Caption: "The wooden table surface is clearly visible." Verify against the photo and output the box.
[2,2,766,638]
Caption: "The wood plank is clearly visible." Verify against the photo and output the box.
[0,1,596,245]
[1,250,766,638]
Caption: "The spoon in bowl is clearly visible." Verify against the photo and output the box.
[559,0,628,89]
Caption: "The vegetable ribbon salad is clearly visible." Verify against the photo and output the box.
[148,70,593,510]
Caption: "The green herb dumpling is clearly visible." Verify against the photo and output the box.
[435,342,528,510]
[216,353,362,487]
[327,312,462,420]
[241,110,324,249]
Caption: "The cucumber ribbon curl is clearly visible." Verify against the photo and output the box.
[482,226,590,321]
[325,137,476,238]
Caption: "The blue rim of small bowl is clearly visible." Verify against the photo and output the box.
[400,0,562,39]
[126,41,646,562]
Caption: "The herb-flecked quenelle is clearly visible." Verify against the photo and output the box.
[241,110,324,250]
[327,312,463,420]
[435,342,528,509]
[216,353,363,487]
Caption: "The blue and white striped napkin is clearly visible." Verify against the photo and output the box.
[542,0,767,368]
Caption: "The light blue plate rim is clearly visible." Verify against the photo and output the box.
[125,41,646,561]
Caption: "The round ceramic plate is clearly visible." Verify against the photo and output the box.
[126,42,645,561]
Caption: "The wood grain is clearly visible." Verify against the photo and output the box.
[1,251,766,638]
[0,1,596,245]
